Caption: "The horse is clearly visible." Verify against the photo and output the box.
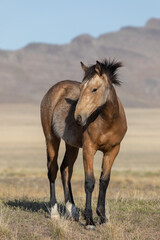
[40,59,127,229]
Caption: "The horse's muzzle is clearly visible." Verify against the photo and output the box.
[75,114,87,126]
[76,114,82,125]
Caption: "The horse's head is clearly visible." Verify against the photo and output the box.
[74,59,122,126]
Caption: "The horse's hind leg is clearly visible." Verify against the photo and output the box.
[60,143,79,221]
[96,144,120,224]
[46,134,60,218]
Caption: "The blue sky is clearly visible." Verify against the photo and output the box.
[0,0,160,50]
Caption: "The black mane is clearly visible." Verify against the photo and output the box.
[83,59,123,86]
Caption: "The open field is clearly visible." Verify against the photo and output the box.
[0,104,160,239]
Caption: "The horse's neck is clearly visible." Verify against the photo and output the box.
[101,85,119,121]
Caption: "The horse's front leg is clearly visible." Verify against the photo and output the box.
[83,142,96,229]
[96,144,120,224]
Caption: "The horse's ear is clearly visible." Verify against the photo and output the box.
[80,62,88,72]
[95,61,102,76]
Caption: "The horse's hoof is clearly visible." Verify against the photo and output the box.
[51,214,60,220]
[66,202,79,221]
[99,217,107,224]
[72,212,79,221]
[85,225,96,230]
[50,203,60,219]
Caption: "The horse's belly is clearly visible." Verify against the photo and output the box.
[52,98,83,148]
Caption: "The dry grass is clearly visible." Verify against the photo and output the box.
[0,191,160,240]
[0,104,160,239]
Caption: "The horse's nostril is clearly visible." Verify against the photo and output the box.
[76,115,82,124]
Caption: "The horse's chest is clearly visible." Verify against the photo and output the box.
[99,127,125,152]
[90,128,120,152]
[98,135,115,152]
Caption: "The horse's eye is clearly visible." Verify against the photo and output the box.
[92,88,97,93]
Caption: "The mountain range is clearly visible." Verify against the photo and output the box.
[0,18,160,107]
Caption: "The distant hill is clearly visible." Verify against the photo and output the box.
[0,18,160,107]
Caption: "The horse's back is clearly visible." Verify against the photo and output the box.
[41,80,83,147]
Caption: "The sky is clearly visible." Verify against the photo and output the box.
[0,0,160,50]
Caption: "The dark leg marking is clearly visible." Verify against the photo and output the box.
[96,174,110,224]
[84,175,95,227]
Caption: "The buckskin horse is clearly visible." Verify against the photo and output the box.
[40,59,127,229]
